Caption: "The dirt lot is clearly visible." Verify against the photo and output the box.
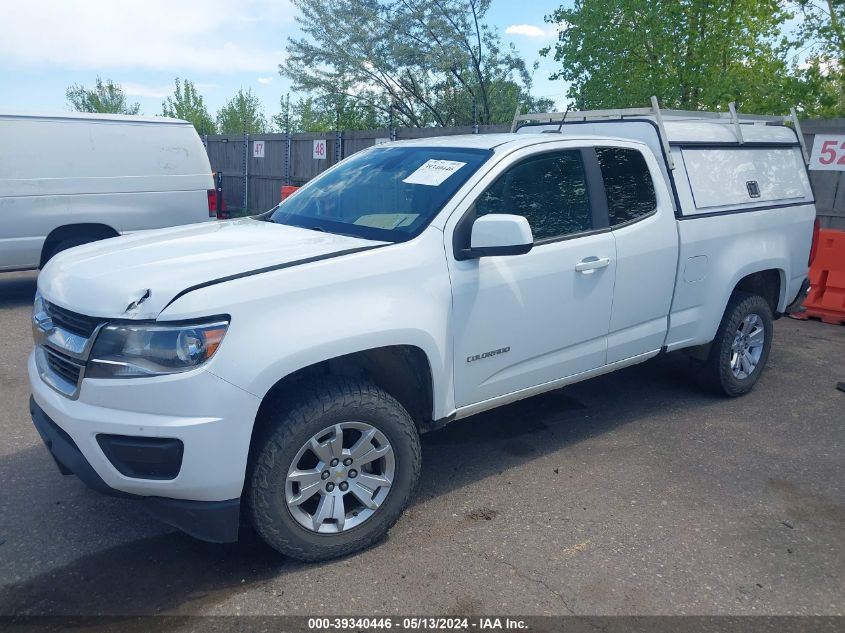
[0,270,843,617]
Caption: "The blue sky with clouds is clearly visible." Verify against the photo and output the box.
[0,0,570,123]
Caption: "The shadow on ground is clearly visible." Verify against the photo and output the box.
[0,350,714,617]
[0,273,37,310]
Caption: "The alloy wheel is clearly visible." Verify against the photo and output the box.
[285,422,395,533]
[730,313,765,379]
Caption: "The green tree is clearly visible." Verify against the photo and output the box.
[271,94,294,132]
[282,0,543,127]
[66,77,141,114]
[789,0,845,116]
[216,88,267,134]
[162,78,216,134]
[542,0,801,113]
[272,93,384,132]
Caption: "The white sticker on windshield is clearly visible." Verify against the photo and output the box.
[402,159,467,186]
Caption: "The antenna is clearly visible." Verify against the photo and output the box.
[557,104,572,133]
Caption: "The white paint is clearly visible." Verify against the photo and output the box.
[0,112,213,271]
[469,214,532,249]
[809,134,845,171]
[28,128,815,535]
[682,147,811,210]
[312,138,327,160]
[252,140,264,158]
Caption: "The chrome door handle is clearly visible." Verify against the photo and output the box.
[575,257,611,273]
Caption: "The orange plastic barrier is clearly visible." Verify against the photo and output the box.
[280,185,300,201]
[793,228,845,325]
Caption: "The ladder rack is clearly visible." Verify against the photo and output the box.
[511,96,809,168]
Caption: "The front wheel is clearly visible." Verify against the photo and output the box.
[699,292,774,397]
[247,378,421,561]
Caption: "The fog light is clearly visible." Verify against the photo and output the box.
[96,435,184,480]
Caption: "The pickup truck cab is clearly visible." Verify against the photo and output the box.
[29,104,817,561]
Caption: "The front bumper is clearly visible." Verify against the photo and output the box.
[28,350,262,542]
[30,397,240,542]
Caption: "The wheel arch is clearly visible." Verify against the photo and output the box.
[732,268,784,315]
[40,223,120,267]
[684,266,785,361]
[249,345,438,463]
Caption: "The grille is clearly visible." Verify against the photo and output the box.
[44,347,84,386]
[45,301,104,338]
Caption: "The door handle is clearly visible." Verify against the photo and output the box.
[575,257,611,274]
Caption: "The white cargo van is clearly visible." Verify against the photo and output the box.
[0,112,215,271]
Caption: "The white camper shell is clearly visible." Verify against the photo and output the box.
[0,112,214,272]
[513,101,815,353]
[513,100,814,218]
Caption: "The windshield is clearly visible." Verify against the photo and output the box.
[269,146,492,242]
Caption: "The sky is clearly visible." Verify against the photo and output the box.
[0,0,570,122]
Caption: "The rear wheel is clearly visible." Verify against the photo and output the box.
[699,292,773,396]
[247,378,421,561]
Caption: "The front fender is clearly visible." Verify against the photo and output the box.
[159,230,456,421]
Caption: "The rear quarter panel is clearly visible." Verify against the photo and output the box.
[666,205,814,350]
[665,142,815,350]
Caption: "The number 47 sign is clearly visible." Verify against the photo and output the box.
[809,135,845,171]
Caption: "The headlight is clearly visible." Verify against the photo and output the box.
[87,319,229,378]
[32,290,52,341]
[33,290,45,317]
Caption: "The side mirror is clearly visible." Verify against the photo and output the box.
[461,214,534,259]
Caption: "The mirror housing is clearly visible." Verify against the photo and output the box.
[460,214,533,259]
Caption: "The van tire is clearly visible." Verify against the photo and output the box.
[699,292,773,397]
[247,378,421,561]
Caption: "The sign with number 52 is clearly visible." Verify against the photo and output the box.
[809,135,845,171]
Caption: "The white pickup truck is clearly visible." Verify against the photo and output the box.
[29,103,817,561]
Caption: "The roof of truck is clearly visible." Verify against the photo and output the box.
[384,133,639,152]
[382,119,799,152]
[0,111,190,125]
[516,118,799,145]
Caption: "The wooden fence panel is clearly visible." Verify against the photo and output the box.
[802,119,845,230]
[206,135,246,210]
[246,135,287,212]
[205,120,845,227]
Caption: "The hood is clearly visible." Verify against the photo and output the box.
[38,218,385,319]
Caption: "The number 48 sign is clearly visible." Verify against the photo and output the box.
[809,135,845,171]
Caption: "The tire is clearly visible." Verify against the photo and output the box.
[247,378,421,561]
[699,291,774,397]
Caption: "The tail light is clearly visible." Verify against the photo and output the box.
[207,189,217,218]
[809,217,820,267]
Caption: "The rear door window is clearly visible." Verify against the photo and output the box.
[595,147,657,226]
